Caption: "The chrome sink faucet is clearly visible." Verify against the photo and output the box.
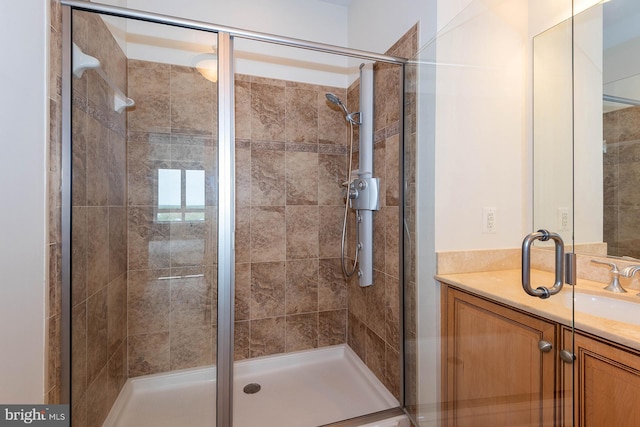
[591,260,627,293]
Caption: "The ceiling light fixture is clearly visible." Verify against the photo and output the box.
[193,47,218,83]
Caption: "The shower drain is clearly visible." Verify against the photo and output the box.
[243,383,261,394]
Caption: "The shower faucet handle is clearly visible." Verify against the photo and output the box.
[349,177,380,211]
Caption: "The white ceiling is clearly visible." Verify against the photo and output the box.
[316,0,352,6]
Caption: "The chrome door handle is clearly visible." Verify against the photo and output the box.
[522,229,565,299]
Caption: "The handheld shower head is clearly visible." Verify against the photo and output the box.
[325,93,361,125]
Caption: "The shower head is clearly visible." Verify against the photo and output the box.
[325,93,349,115]
[325,93,361,125]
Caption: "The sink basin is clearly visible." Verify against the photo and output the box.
[559,291,640,326]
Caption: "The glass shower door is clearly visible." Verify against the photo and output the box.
[67,8,221,426]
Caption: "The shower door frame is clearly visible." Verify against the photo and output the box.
[60,2,408,425]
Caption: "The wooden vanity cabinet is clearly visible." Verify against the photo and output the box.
[442,286,557,427]
[561,327,640,427]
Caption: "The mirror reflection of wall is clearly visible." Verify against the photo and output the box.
[534,0,640,260]
[602,0,640,258]
[603,106,640,258]
[532,18,574,246]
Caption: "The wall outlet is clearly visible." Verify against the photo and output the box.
[558,207,569,231]
[482,207,497,233]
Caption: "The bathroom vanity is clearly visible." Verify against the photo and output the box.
[438,270,640,427]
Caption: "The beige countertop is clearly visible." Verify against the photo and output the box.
[436,269,640,352]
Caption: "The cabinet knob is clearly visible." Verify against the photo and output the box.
[560,349,575,363]
[538,340,553,353]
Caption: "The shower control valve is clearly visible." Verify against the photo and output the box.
[350,177,380,211]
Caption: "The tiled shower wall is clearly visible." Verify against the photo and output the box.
[47,0,63,405]
[125,59,219,377]
[603,106,640,258]
[401,25,419,418]
[126,62,351,376]
[70,11,129,427]
[346,25,418,401]
[233,75,351,359]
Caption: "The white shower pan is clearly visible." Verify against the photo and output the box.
[103,344,401,427]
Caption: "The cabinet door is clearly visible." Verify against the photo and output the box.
[442,286,556,427]
[562,329,640,427]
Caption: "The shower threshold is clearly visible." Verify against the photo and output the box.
[102,344,399,427]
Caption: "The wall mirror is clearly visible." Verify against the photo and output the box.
[534,0,640,259]
[532,15,574,248]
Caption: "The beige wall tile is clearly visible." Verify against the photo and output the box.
[128,207,171,270]
[373,210,386,272]
[251,149,286,206]
[71,302,87,407]
[318,154,346,206]
[126,132,171,206]
[235,206,251,263]
[234,321,250,361]
[285,313,318,352]
[47,314,61,397]
[251,82,285,141]
[384,344,400,400]
[235,263,251,321]
[250,317,285,358]
[170,65,215,135]
[285,259,318,315]
[250,206,286,262]
[366,272,386,339]
[365,329,385,382]
[318,90,347,145]
[108,130,126,206]
[385,134,400,207]
[285,151,318,205]
[385,275,400,352]
[87,288,107,386]
[86,207,109,297]
[86,366,110,427]
[285,87,318,143]
[235,80,252,140]
[170,326,213,370]
[347,313,366,361]
[85,116,110,206]
[250,262,285,319]
[318,309,346,347]
[108,207,127,282]
[127,269,170,336]
[107,274,126,356]
[128,332,170,377]
[128,60,171,133]
[169,266,213,330]
[348,278,367,326]
[318,205,343,259]
[236,146,251,207]
[318,258,347,311]
[72,106,87,206]
[286,206,319,259]
[169,220,208,267]
[384,206,399,278]
[71,393,87,427]
[106,342,126,406]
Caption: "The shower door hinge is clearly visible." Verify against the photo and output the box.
[565,252,577,286]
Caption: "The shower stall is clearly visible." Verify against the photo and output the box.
[60,1,415,426]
